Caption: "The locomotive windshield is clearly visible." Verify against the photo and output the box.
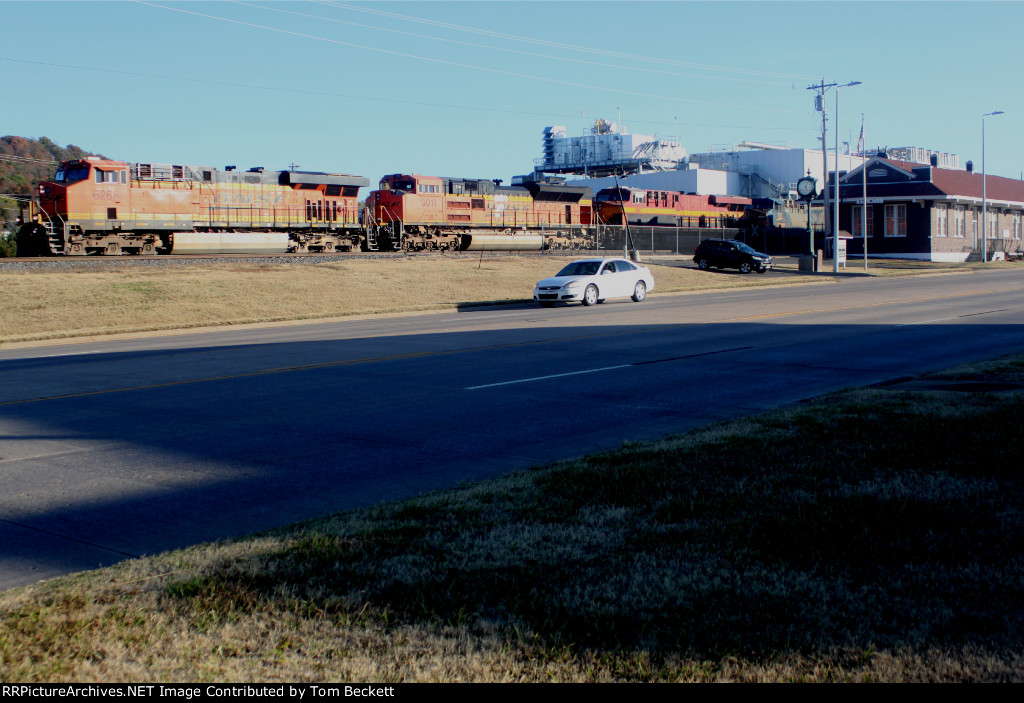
[595,188,628,203]
[53,166,90,184]
[381,177,416,191]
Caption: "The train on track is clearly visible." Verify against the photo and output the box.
[594,186,751,228]
[16,156,760,256]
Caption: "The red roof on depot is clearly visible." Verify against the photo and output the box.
[882,158,1024,202]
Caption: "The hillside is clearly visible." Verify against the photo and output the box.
[0,136,101,197]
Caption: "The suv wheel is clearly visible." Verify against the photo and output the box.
[697,257,710,270]
[739,261,752,274]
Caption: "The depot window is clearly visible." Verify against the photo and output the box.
[954,207,965,238]
[853,207,874,237]
[884,204,906,237]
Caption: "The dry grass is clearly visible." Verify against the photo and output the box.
[0,255,826,343]
[3,356,1023,682]
[3,252,1013,344]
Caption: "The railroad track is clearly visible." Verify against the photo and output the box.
[0,248,612,271]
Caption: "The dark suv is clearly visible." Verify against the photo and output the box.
[693,239,772,274]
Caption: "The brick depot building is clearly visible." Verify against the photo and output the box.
[831,156,1024,261]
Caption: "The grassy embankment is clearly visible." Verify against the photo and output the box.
[4,253,1003,344]
[2,353,1022,682]
[0,255,823,343]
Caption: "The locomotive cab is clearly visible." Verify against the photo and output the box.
[41,158,130,224]
[367,174,444,225]
[21,157,138,255]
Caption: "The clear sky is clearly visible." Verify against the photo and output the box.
[3,0,1022,188]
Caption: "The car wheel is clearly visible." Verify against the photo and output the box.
[538,301,555,307]
[756,267,768,274]
[582,284,598,306]
[631,280,647,302]
[739,261,752,274]
[697,257,710,270]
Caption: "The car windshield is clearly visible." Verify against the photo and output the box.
[556,261,600,276]
[736,242,758,254]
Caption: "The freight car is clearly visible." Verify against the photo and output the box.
[594,186,752,228]
[365,173,595,252]
[17,157,369,256]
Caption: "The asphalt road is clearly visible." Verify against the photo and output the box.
[3,268,1024,589]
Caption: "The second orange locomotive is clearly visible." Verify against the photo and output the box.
[366,173,594,251]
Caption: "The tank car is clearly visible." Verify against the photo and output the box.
[365,174,594,251]
[594,186,751,228]
[17,157,369,255]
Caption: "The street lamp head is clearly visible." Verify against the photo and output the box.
[984,110,1004,117]
[844,81,863,87]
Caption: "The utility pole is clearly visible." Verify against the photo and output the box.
[808,79,861,273]
[808,80,832,259]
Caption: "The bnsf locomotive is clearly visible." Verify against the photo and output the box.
[17,156,759,256]
[366,173,594,252]
[17,157,369,256]
[594,186,751,228]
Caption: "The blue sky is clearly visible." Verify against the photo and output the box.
[3,1,1022,188]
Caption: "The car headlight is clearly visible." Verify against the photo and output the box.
[562,280,584,289]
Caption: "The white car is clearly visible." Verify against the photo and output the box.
[533,258,655,307]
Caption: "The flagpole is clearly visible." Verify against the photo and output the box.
[861,114,868,271]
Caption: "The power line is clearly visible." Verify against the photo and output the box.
[323,1,813,81]
[231,0,797,87]
[0,56,816,138]
[0,56,686,124]
[130,1,801,114]
[0,154,59,166]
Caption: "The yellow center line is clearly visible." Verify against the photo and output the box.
[2,285,1020,407]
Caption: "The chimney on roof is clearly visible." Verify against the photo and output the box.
[966,161,974,173]
[930,154,939,167]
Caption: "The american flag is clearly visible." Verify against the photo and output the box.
[857,117,865,156]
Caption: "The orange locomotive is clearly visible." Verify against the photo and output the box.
[594,186,752,228]
[18,157,369,255]
[365,174,594,251]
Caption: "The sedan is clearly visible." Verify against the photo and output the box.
[533,258,655,307]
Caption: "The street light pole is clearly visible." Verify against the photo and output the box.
[833,81,861,273]
[982,110,1004,263]
[808,80,861,273]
